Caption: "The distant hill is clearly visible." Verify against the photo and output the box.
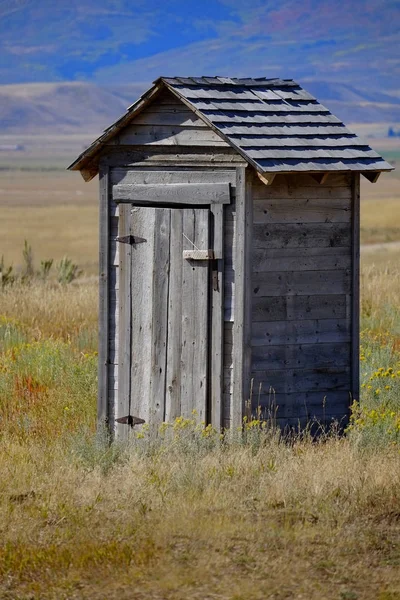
[0,82,146,135]
[0,80,399,137]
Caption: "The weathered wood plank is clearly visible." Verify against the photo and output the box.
[116,204,132,441]
[102,148,247,168]
[252,223,351,248]
[251,342,351,371]
[251,318,350,346]
[232,167,253,428]
[114,183,231,205]
[249,390,351,417]
[130,208,156,424]
[180,209,210,420]
[253,197,351,224]
[98,165,109,430]
[252,174,351,195]
[252,294,347,322]
[224,367,351,394]
[231,135,366,148]
[210,203,224,429]
[148,209,171,425]
[165,209,183,422]
[111,124,228,146]
[250,247,351,272]
[193,101,329,114]
[111,168,237,186]
[251,269,351,296]
[132,110,208,127]
[352,174,360,403]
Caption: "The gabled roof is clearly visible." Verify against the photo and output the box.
[68,76,393,180]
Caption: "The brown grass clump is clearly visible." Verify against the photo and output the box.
[0,239,399,598]
[0,280,97,349]
[0,432,399,600]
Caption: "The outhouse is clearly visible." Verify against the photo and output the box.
[69,76,393,435]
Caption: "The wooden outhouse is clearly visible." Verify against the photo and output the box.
[69,76,392,435]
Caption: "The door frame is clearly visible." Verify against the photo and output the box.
[114,179,229,436]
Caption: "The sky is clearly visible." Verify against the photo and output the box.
[0,0,399,90]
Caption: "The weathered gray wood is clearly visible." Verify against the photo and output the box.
[112,124,228,147]
[252,391,351,420]
[165,210,183,422]
[132,110,207,127]
[183,249,214,260]
[215,125,347,136]
[116,204,132,440]
[252,294,347,322]
[192,101,329,113]
[251,269,351,296]
[352,174,360,403]
[247,147,379,160]
[251,342,350,370]
[252,223,351,248]
[210,203,224,429]
[180,209,210,421]
[232,167,253,428]
[98,165,109,430]
[253,197,351,224]
[251,248,351,272]
[148,209,171,425]
[251,318,350,346]
[130,208,157,424]
[111,168,237,186]
[102,147,247,169]
[231,136,366,148]
[225,367,351,394]
[253,181,352,200]
[114,183,231,204]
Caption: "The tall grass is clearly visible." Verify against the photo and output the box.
[0,270,399,599]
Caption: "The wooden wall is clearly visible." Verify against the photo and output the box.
[97,88,246,434]
[97,88,359,433]
[249,172,356,428]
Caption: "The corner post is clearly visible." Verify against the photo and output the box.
[98,164,110,431]
[351,173,360,408]
[232,166,253,429]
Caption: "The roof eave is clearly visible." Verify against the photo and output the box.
[67,82,164,178]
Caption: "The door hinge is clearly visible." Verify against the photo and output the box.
[115,415,146,427]
[116,235,147,245]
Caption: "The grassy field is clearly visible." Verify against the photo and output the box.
[0,143,400,599]
[0,275,399,599]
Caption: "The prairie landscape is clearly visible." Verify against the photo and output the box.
[0,138,400,599]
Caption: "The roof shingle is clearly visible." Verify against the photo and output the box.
[68,76,393,176]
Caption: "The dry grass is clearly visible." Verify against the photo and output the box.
[0,171,98,273]
[0,277,399,599]
[360,168,400,245]
[1,433,399,600]
[0,280,98,349]
[1,161,400,599]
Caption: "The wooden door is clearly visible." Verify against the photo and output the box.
[117,205,212,432]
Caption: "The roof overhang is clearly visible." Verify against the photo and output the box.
[68,76,394,182]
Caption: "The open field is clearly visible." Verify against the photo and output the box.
[0,274,400,599]
[0,138,399,272]
[0,141,400,599]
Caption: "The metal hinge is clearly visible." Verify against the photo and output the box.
[115,415,146,427]
[116,235,147,245]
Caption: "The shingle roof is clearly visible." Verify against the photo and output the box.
[68,76,393,177]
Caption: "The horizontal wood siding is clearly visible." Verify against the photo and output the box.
[109,89,229,148]
[250,173,352,427]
